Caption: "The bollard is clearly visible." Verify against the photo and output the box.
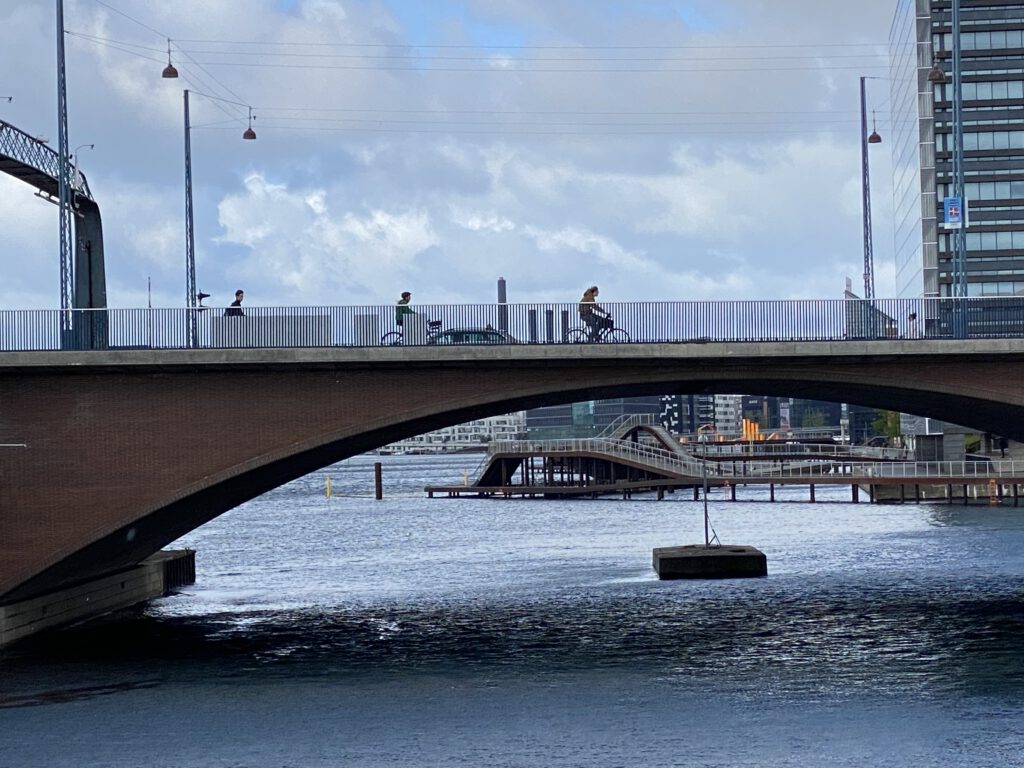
[374,461,383,500]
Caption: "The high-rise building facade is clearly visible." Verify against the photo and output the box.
[891,0,1024,300]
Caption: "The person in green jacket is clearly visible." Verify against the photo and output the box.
[395,291,415,327]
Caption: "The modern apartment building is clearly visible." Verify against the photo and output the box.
[526,397,664,439]
[890,0,1024,300]
[383,411,526,453]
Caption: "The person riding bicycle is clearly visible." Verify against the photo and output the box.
[579,285,613,342]
[395,291,415,327]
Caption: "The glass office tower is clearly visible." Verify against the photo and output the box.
[890,0,1024,299]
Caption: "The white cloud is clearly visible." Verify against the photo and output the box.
[1,0,898,311]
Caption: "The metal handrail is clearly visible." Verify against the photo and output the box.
[695,443,911,460]
[597,413,658,438]
[4,296,1024,352]
[484,437,1024,484]
[0,119,92,198]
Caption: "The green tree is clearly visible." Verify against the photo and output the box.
[871,410,901,442]
[800,408,827,429]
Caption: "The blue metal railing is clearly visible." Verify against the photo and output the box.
[1,297,1023,352]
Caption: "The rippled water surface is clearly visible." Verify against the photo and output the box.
[3,453,1024,767]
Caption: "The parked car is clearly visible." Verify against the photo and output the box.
[427,327,517,345]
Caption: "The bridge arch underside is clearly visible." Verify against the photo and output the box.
[3,349,1024,602]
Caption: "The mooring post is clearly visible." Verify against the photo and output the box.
[374,461,383,500]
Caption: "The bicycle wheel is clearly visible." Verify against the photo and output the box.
[602,328,630,343]
[566,328,589,344]
[380,331,403,346]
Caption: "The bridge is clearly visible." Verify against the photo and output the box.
[0,119,107,312]
[3,297,1024,642]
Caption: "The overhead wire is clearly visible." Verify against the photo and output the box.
[74,1,891,140]
[79,0,254,128]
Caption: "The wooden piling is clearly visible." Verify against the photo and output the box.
[374,461,383,500]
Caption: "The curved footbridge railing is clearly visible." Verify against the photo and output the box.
[475,437,1024,488]
[0,119,93,199]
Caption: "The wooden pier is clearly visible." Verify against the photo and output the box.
[425,420,1024,505]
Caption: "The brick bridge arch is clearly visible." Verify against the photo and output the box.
[2,340,1024,601]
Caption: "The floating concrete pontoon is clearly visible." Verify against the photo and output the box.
[653,544,767,580]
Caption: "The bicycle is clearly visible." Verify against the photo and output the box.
[566,316,629,343]
[381,319,442,345]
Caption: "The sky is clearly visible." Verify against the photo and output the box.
[0,0,898,310]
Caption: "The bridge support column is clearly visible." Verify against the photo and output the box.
[851,484,859,502]
[0,550,194,648]
[809,484,815,503]
[769,483,775,502]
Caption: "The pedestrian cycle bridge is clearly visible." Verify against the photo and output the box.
[0,119,106,311]
[3,297,1024,619]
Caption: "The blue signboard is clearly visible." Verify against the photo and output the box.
[943,196,967,229]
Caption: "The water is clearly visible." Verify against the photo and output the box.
[3,453,1024,767]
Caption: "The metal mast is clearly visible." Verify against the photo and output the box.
[184,89,197,346]
[951,0,967,299]
[860,76,875,300]
[56,0,73,318]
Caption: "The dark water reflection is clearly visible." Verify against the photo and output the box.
[3,454,1024,767]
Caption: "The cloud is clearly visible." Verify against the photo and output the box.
[1,0,898,312]
[215,172,437,303]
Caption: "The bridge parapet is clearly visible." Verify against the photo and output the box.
[4,297,1024,352]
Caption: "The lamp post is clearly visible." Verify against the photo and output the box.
[71,143,93,190]
[928,1,967,332]
[55,0,72,320]
[860,76,883,301]
[163,59,256,345]
[950,0,967,303]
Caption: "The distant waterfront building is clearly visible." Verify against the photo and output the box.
[713,394,743,437]
[383,412,526,453]
[890,0,1024,300]
[526,397,662,439]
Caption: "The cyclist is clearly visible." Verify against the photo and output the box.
[579,285,612,341]
[395,291,414,327]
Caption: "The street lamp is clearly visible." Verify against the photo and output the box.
[71,142,93,188]
[930,2,967,329]
[950,0,967,303]
[161,39,178,79]
[860,76,883,300]
[162,63,257,343]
